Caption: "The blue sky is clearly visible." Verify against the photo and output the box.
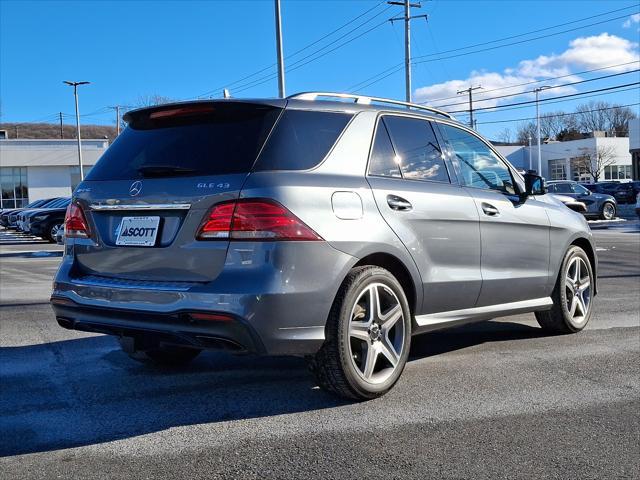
[1,0,639,139]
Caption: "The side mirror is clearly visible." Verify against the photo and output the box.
[523,172,546,198]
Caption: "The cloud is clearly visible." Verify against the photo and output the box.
[414,33,640,113]
[623,13,640,28]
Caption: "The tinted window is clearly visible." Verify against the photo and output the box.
[383,116,449,182]
[440,124,515,195]
[254,110,352,171]
[549,183,572,194]
[573,183,590,195]
[86,103,281,180]
[368,121,401,178]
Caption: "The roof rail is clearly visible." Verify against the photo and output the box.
[287,91,452,119]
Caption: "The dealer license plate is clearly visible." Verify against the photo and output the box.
[116,216,160,247]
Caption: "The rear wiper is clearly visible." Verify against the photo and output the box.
[137,165,197,177]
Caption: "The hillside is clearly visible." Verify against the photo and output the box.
[0,123,117,142]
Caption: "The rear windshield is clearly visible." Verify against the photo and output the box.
[254,109,353,171]
[86,103,281,180]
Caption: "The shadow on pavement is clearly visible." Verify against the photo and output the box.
[1,320,545,457]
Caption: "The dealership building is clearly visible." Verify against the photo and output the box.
[0,138,108,209]
[495,132,636,182]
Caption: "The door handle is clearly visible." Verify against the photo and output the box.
[481,202,499,216]
[387,195,412,211]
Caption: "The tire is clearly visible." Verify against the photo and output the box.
[311,266,412,400]
[600,202,616,220]
[118,339,201,366]
[46,222,63,243]
[535,246,594,334]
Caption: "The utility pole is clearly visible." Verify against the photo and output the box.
[59,112,64,139]
[274,0,286,98]
[14,126,18,139]
[528,135,532,171]
[534,85,551,175]
[63,81,90,181]
[457,86,482,129]
[389,1,426,103]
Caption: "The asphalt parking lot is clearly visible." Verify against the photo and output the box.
[1,222,639,479]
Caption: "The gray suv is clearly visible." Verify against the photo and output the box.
[52,92,597,400]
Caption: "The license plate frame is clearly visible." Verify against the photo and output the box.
[115,216,160,247]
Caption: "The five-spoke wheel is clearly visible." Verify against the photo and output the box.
[312,266,411,400]
[348,283,406,385]
[536,245,594,333]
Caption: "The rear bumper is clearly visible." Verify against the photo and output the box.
[51,297,264,353]
[51,241,357,356]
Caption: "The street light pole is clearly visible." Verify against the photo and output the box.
[274,0,286,98]
[64,81,90,181]
[528,135,532,171]
[534,85,551,176]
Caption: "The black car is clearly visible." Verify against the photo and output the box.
[0,198,55,227]
[610,183,636,204]
[547,181,617,220]
[582,182,620,195]
[22,198,71,241]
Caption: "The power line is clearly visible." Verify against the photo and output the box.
[347,6,639,92]
[447,82,640,114]
[434,69,640,109]
[230,15,395,95]
[472,85,639,116]
[195,1,391,98]
[412,13,637,67]
[476,102,640,125]
[422,61,640,104]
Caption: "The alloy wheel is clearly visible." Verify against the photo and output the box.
[51,224,63,239]
[564,256,591,324]
[602,203,615,220]
[348,283,406,384]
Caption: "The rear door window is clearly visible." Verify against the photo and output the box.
[86,103,281,180]
[253,109,353,171]
[383,116,450,183]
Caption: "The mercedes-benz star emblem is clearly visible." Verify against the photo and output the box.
[129,180,143,197]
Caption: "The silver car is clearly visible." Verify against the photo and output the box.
[51,92,597,400]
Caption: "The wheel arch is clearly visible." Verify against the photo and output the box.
[352,252,418,315]
[570,236,597,295]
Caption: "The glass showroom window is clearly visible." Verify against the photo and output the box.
[0,167,28,209]
[603,165,632,180]
[549,159,566,180]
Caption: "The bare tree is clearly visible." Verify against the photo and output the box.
[573,145,617,182]
[516,121,537,145]
[496,128,513,143]
[540,111,565,140]
[575,101,610,133]
[604,104,637,137]
[136,94,174,107]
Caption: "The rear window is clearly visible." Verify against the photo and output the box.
[86,103,281,180]
[253,109,353,171]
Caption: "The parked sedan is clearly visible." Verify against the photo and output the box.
[0,198,57,228]
[547,181,617,220]
[26,199,71,242]
[17,198,70,233]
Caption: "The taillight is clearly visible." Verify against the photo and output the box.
[197,199,323,241]
[65,203,91,238]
